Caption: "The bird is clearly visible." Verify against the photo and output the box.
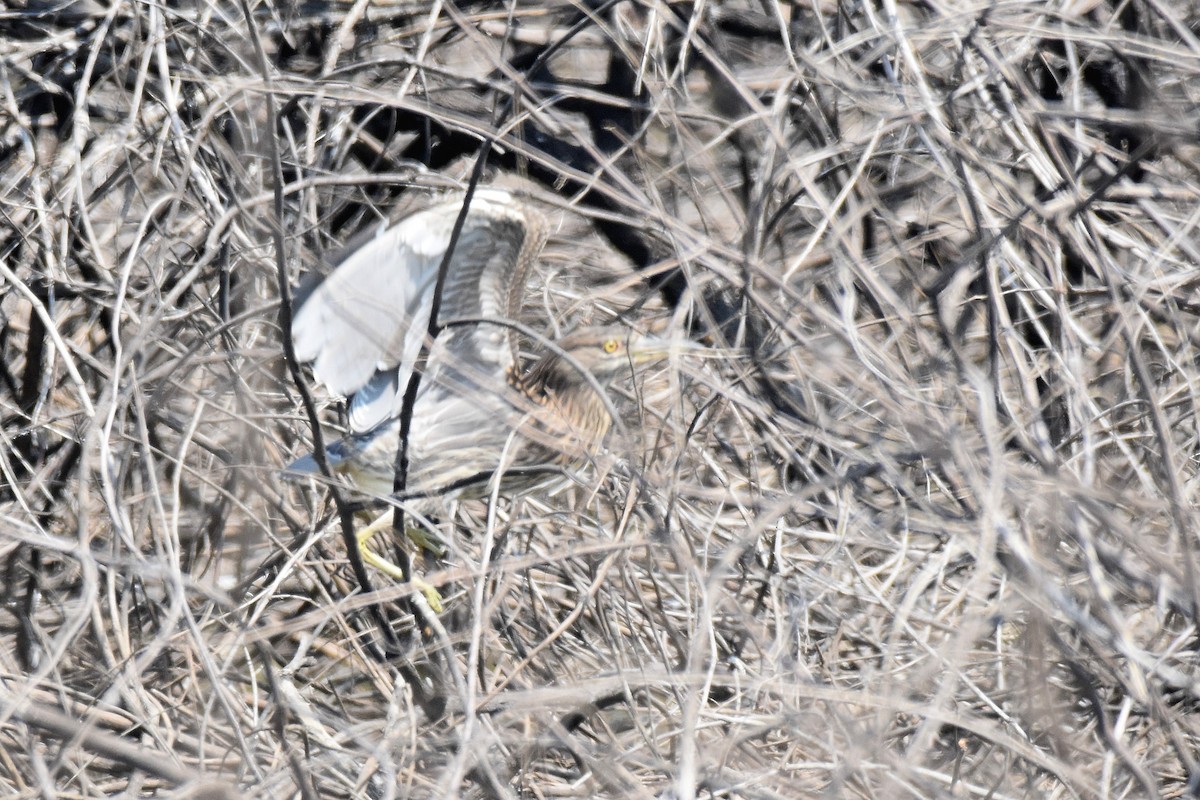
[285,186,673,588]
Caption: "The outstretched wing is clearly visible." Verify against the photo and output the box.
[291,187,545,431]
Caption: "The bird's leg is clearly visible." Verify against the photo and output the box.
[356,512,444,612]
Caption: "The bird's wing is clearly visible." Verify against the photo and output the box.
[430,196,544,382]
[291,187,544,431]
[345,369,400,432]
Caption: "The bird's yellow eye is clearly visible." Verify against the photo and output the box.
[603,338,620,354]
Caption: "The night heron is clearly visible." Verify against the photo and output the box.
[286,187,671,588]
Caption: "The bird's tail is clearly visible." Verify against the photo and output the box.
[282,425,400,498]
[283,452,322,476]
[282,438,353,479]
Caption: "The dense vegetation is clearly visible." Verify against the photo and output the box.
[2,2,1199,797]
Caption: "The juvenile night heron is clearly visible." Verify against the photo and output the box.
[286,187,670,585]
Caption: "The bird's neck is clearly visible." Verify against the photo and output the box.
[524,352,580,396]
[520,354,611,445]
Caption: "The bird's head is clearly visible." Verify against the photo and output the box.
[526,325,677,393]
[557,326,673,379]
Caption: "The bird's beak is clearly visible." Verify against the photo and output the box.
[626,332,701,364]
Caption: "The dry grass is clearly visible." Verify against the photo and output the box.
[3,1,1200,797]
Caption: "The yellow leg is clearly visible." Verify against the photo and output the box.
[356,513,443,612]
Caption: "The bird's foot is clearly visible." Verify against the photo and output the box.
[356,515,444,612]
